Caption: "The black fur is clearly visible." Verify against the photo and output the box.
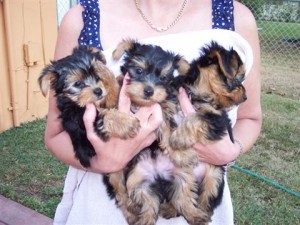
[57,95,96,167]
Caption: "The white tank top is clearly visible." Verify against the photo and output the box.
[53,29,253,225]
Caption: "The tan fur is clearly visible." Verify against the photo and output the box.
[126,81,168,106]
[198,164,224,213]
[112,39,135,60]
[39,72,56,97]
[177,58,190,75]
[102,108,141,139]
[171,167,210,225]
[92,60,120,108]
[125,163,160,225]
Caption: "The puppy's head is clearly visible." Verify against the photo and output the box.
[38,46,119,108]
[112,39,189,106]
[187,41,247,109]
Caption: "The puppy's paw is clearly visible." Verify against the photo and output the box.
[74,145,96,168]
[94,111,141,140]
[94,118,110,142]
[170,129,195,150]
[118,115,141,139]
[187,216,210,225]
[126,197,143,215]
[159,203,180,219]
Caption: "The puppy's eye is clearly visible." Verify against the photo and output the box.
[159,76,167,82]
[135,67,144,75]
[74,81,85,88]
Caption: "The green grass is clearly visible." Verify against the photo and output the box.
[257,21,300,39]
[0,119,68,218]
[228,94,300,224]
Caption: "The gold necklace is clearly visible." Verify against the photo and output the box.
[134,0,188,32]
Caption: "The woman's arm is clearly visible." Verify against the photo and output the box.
[232,0,262,154]
[44,5,163,173]
[44,5,86,169]
[178,2,262,165]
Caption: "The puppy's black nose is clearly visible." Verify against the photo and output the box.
[93,88,103,97]
[144,86,154,97]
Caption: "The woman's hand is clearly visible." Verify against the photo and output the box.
[83,75,163,173]
[178,88,240,165]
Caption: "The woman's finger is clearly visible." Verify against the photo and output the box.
[83,103,98,140]
[147,103,163,129]
[135,104,162,129]
[118,73,131,113]
[178,87,195,116]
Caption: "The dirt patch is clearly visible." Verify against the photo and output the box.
[261,66,300,100]
[261,62,300,100]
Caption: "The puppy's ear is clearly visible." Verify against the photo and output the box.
[199,42,244,80]
[215,48,244,80]
[176,57,190,76]
[93,60,120,108]
[230,50,245,83]
[112,39,136,60]
[183,59,200,85]
[38,63,58,97]
[171,57,190,89]
[90,47,107,64]
[116,74,125,87]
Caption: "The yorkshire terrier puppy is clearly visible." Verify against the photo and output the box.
[112,39,190,152]
[38,46,140,168]
[103,39,208,225]
[170,41,247,223]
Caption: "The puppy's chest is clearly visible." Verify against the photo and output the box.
[57,97,85,126]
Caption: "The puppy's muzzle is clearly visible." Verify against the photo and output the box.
[144,86,154,97]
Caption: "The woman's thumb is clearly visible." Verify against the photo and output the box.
[83,103,97,134]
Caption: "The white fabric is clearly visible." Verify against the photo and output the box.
[53,29,253,225]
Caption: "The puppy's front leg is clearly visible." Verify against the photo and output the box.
[169,114,210,167]
[170,114,205,150]
[94,109,141,141]
[66,127,96,167]
[170,106,229,151]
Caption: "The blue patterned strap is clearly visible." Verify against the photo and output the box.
[212,0,235,31]
[78,0,102,49]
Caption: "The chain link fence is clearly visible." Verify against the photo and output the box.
[241,0,300,78]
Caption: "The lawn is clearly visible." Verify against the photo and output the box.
[0,119,67,218]
[257,21,300,40]
[229,94,300,224]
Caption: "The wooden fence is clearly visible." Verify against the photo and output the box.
[0,0,57,132]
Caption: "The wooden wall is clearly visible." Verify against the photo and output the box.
[0,0,57,132]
